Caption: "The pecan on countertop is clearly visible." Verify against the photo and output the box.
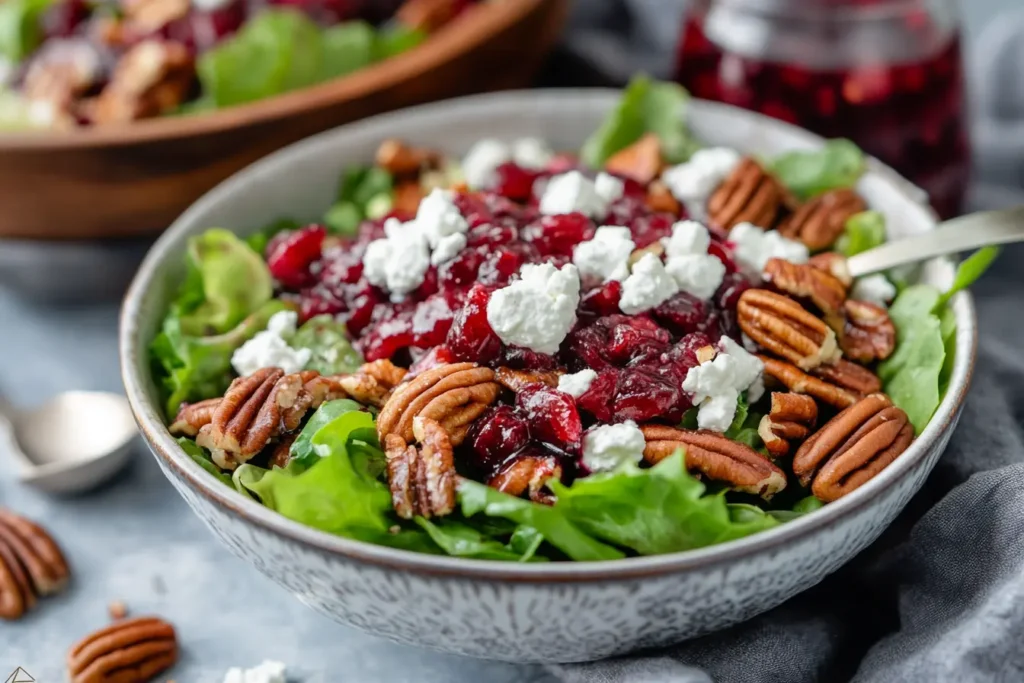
[67,616,178,683]
[0,508,70,621]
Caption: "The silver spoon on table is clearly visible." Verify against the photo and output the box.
[0,391,137,495]
[846,205,1024,277]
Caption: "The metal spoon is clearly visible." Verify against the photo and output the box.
[847,205,1024,278]
[0,391,137,494]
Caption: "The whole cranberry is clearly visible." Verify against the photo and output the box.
[493,163,539,202]
[576,370,618,422]
[708,241,739,274]
[565,324,614,371]
[446,284,502,364]
[606,320,672,366]
[714,271,754,311]
[438,247,485,292]
[653,292,710,337]
[612,369,686,423]
[578,280,623,321]
[468,405,531,472]
[266,225,326,290]
[521,213,594,257]
[516,385,582,453]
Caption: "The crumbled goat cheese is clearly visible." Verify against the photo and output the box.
[661,147,742,219]
[486,263,581,354]
[665,253,726,300]
[511,137,554,170]
[415,188,469,249]
[430,233,467,266]
[230,311,311,377]
[462,138,511,189]
[582,421,647,473]
[729,222,809,272]
[619,253,679,315]
[558,369,598,398]
[682,337,765,432]
[572,226,635,282]
[540,171,609,219]
[595,172,626,204]
[662,220,711,258]
[851,274,896,308]
[223,660,287,683]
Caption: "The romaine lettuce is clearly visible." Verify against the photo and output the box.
[770,139,865,200]
[837,210,886,256]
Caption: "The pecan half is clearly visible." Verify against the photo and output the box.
[0,509,70,621]
[68,616,178,683]
[646,179,682,214]
[167,397,219,437]
[808,251,853,287]
[375,138,441,178]
[489,455,563,504]
[605,133,663,185]
[812,359,882,396]
[384,417,457,519]
[760,356,859,409]
[840,299,897,362]
[393,180,426,215]
[377,363,501,447]
[793,394,914,502]
[331,359,408,408]
[641,425,787,499]
[778,188,866,251]
[738,289,841,370]
[707,157,783,230]
[758,393,818,458]
[88,40,194,124]
[763,257,848,321]
[494,366,563,393]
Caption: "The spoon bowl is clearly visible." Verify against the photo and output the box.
[2,391,137,494]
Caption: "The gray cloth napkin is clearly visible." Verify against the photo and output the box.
[547,2,1024,681]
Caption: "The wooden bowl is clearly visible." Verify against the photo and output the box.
[0,0,567,241]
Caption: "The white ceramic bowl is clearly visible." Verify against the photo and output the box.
[119,91,977,664]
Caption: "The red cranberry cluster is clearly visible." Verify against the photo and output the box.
[265,159,757,480]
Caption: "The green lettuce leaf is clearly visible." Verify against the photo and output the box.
[320,20,375,80]
[177,229,273,337]
[177,437,232,487]
[235,409,392,537]
[245,217,301,255]
[414,518,545,562]
[151,299,289,416]
[373,24,426,60]
[581,75,699,168]
[770,139,865,200]
[937,246,1000,307]
[458,480,624,561]
[286,398,365,470]
[766,495,825,522]
[549,452,778,555]
[291,315,363,375]
[837,210,886,256]
[0,0,55,61]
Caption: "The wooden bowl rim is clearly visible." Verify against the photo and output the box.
[0,0,555,151]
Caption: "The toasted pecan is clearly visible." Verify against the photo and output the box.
[489,455,562,504]
[707,157,783,230]
[758,393,819,459]
[760,356,860,409]
[738,289,841,370]
[67,616,178,683]
[763,257,848,320]
[840,299,897,362]
[494,367,563,393]
[384,417,457,519]
[778,188,866,251]
[605,133,663,185]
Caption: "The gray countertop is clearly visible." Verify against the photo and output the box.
[0,290,556,682]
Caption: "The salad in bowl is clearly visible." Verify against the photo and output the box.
[151,77,993,564]
[0,0,474,129]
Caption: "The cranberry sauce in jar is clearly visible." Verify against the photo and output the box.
[675,0,969,218]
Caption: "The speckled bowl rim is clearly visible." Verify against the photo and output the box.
[119,90,977,583]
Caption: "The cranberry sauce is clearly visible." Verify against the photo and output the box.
[675,10,969,218]
[270,166,756,481]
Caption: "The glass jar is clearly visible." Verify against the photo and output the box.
[675,0,969,218]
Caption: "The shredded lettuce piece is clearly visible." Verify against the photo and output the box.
[286,399,365,471]
[414,518,545,562]
[291,315,363,376]
[770,139,865,200]
[549,452,778,555]
[581,75,699,168]
[0,0,55,61]
[837,210,886,256]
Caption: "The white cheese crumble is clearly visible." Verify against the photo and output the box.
[486,263,580,354]
[511,137,554,170]
[540,171,609,219]
[619,253,679,315]
[430,233,467,266]
[729,222,809,272]
[661,147,741,219]
[462,138,510,189]
[665,253,726,301]
[594,172,625,204]
[851,274,896,308]
[682,336,765,432]
[223,660,287,683]
[557,368,598,398]
[572,226,635,282]
[662,220,711,258]
[415,188,469,249]
[582,421,647,473]
[230,311,311,377]
[362,220,432,299]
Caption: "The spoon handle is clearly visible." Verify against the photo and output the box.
[846,206,1024,278]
